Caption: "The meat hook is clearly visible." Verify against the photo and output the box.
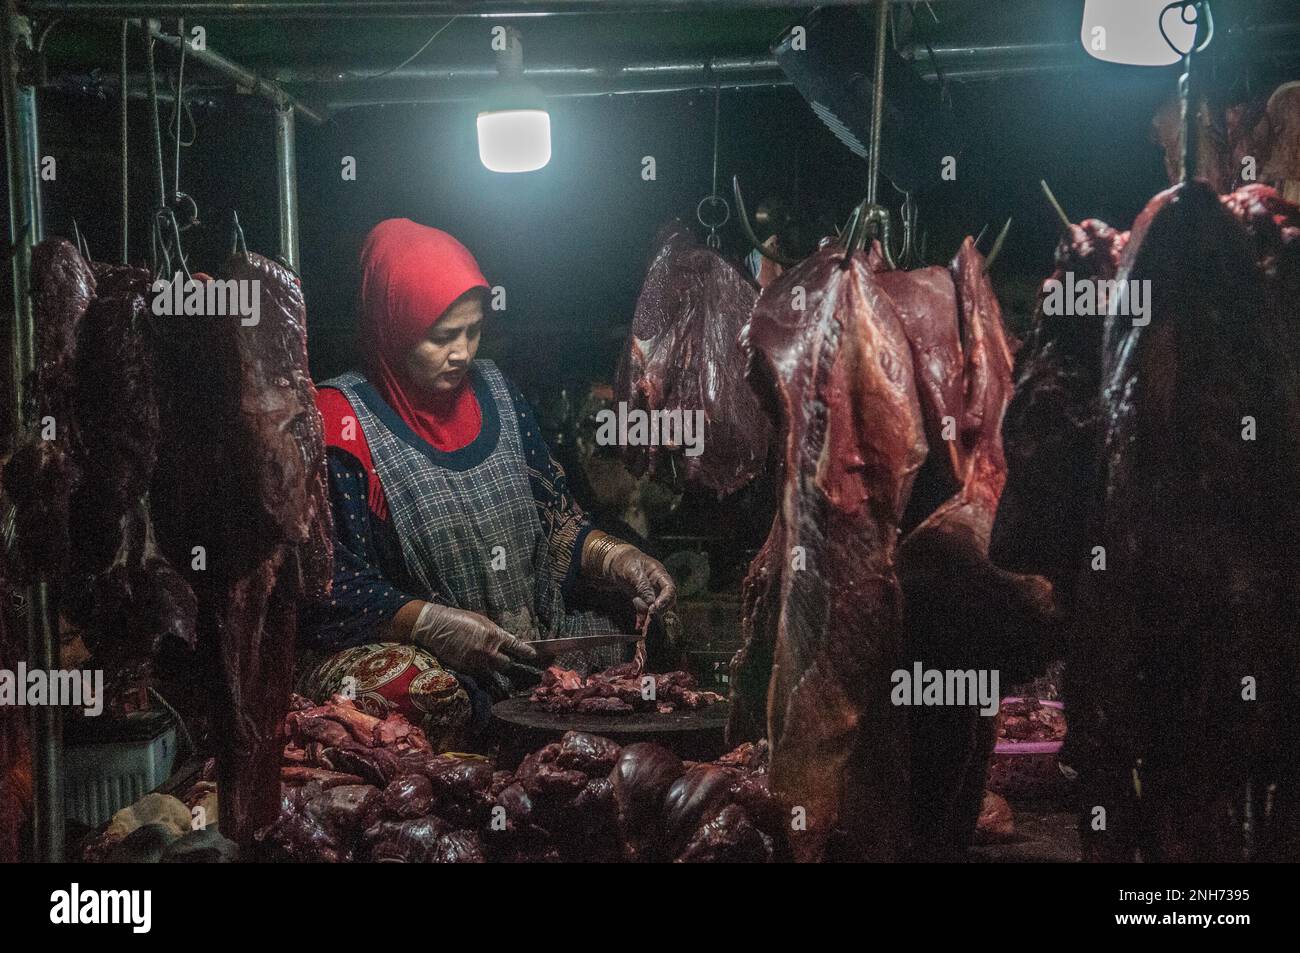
[732,175,801,268]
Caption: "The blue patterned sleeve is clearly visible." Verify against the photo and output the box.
[506,384,594,593]
[300,448,418,651]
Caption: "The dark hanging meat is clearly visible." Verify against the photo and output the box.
[152,252,332,848]
[3,239,95,579]
[732,244,927,861]
[990,183,1300,862]
[69,272,159,571]
[1066,181,1300,862]
[615,223,770,496]
[896,240,1055,859]
[990,220,1128,610]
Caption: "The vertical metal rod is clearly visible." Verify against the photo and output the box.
[27,583,62,862]
[120,18,129,263]
[3,5,41,432]
[866,0,888,207]
[3,4,61,864]
[274,102,300,270]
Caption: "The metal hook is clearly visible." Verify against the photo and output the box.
[733,175,801,267]
[230,209,248,258]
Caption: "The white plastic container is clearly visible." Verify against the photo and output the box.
[63,711,177,829]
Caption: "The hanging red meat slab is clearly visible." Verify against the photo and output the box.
[615,223,771,496]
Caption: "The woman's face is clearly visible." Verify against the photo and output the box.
[403,293,484,394]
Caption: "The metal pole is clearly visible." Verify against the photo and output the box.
[866,0,887,207]
[273,102,299,270]
[24,0,923,19]
[146,23,325,124]
[2,3,61,865]
[3,5,40,431]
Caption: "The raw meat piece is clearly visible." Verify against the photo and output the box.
[361,817,448,863]
[554,731,622,774]
[675,804,772,863]
[608,742,685,862]
[150,252,332,848]
[898,240,1056,859]
[875,265,965,482]
[257,791,345,863]
[529,663,721,714]
[70,277,159,573]
[304,783,381,841]
[615,222,770,496]
[973,791,1014,843]
[663,764,737,857]
[3,239,94,579]
[371,775,435,822]
[991,220,1128,610]
[733,243,927,862]
[280,766,366,789]
[425,830,485,863]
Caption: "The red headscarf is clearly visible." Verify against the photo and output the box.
[359,218,490,452]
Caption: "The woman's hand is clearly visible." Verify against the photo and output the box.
[583,532,676,618]
[407,602,538,678]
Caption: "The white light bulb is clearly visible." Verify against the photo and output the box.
[477,109,552,173]
[1081,0,1200,67]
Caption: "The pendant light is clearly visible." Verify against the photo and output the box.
[1081,0,1201,67]
[477,26,551,173]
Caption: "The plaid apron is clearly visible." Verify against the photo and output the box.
[322,361,618,667]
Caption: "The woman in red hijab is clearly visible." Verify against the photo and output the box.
[301,219,674,747]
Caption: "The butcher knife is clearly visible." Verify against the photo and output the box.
[529,633,646,660]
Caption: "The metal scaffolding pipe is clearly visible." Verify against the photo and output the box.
[143,21,325,123]
[3,4,62,865]
[23,0,934,18]
[273,102,299,270]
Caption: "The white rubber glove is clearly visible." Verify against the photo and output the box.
[409,602,538,677]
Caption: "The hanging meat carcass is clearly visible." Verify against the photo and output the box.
[893,240,1055,859]
[615,223,771,497]
[3,239,95,580]
[732,242,928,861]
[993,182,1300,862]
[729,229,1055,860]
[152,252,332,847]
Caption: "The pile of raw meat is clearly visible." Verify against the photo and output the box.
[529,663,723,715]
[250,693,781,862]
[614,222,772,497]
[1,238,332,850]
[992,182,1300,862]
[996,698,1066,745]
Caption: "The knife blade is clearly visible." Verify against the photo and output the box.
[529,633,646,659]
